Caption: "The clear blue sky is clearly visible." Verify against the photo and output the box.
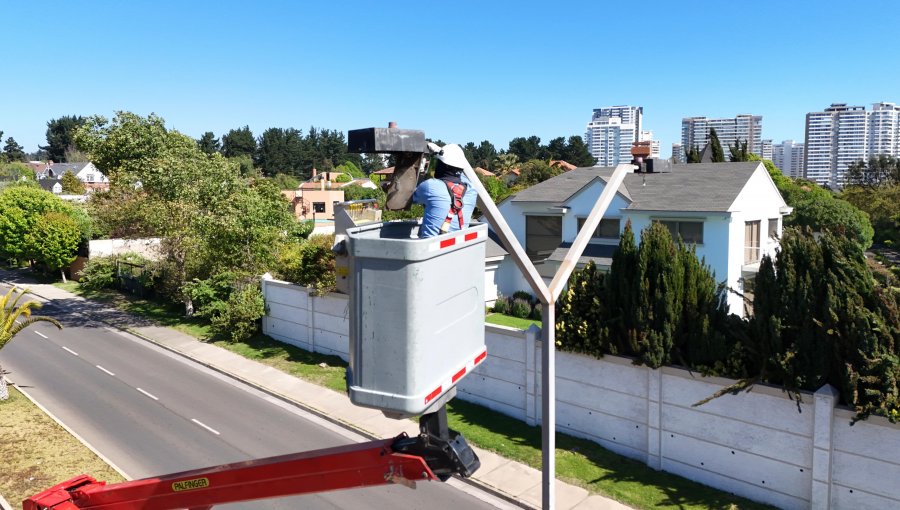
[3,1,899,158]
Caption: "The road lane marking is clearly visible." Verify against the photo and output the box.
[62,346,79,356]
[191,419,221,435]
[136,388,159,401]
[35,330,48,339]
[96,365,115,376]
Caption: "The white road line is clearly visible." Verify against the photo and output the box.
[136,388,159,401]
[61,346,79,356]
[35,330,48,339]
[191,419,221,436]
[96,365,115,376]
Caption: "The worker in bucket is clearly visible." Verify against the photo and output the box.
[412,143,478,238]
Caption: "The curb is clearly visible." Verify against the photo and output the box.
[5,279,533,510]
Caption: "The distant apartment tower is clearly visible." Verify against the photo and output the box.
[759,139,773,161]
[640,131,660,158]
[585,106,644,166]
[772,140,805,178]
[681,114,764,158]
[803,102,900,187]
[671,143,684,163]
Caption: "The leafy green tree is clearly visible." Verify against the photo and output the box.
[27,212,82,281]
[271,173,300,190]
[0,185,79,263]
[0,162,33,182]
[197,131,220,155]
[61,170,85,194]
[41,115,86,162]
[0,288,61,399]
[334,160,364,179]
[728,139,750,162]
[479,175,510,203]
[516,159,562,186]
[845,154,900,188]
[360,153,385,174]
[256,127,304,177]
[221,126,257,158]
[841,185,900,245]
[708,128,725,163]
[751,154,875,249]
[3,137,26,163]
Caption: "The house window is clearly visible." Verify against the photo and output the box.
[525,215,562,262]
[86,173,94,182]
[768,218,779,239]
[658,220,703,244]
[313,202,326,213]
[745,220,761,264]
[576,217,620,239]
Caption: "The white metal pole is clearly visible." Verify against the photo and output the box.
[541,300,556,509]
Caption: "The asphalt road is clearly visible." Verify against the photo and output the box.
[0,288,507,509]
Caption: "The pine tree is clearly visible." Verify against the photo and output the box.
[728,139,750,162]
[685,145,702,163]
[3,137,26,162]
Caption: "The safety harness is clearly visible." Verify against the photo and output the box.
[439,177,467,233]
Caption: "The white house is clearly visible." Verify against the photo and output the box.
[485,161,791,316]
[35,161,109,192]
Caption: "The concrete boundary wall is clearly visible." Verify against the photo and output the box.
[261,277,900,509]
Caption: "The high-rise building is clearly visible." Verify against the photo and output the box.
[681,114,764,158]
[803,102,900,187]
[585,106,643,166]
[759,139,773,161]
[772,140,805,178]
[671,143,684,163]
[640,131,660,158]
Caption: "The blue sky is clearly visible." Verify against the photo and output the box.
[3,1,899,158]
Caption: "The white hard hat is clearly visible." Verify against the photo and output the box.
[429,143,472,173]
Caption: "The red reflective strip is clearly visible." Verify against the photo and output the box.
[440,238,456,249]
[425,386,443,404]
[451,367,466,383]
[474,350,487,365]
[464,232,478,242]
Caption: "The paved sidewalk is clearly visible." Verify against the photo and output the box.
[3,274,630,510]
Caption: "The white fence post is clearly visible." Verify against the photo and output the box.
[812,384,839,508]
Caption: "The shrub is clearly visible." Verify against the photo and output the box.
[208,283,266,342]
[275,234,336,295]
[491,295,509,315]
[512,290,534,304]
[511,298,531,318]
[77,256,116,290]
[531,303,543,321]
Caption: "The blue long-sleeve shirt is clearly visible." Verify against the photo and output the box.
[412,174,477,238]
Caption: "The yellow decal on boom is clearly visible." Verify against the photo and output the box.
[172,477,210,492]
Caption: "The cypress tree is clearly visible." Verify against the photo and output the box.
[604,220,639,355]
[634,222,682,367]
[709,128,725,163]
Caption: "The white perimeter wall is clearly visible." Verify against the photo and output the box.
[89,238,162,260]
[262,276,900,509]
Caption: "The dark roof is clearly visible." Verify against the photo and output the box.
[485,229,509,258]
[546,242,618,267]
[509,162,763,213]
[623,162,760,212]
[38,178,62,191]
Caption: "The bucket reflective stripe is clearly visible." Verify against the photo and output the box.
[424,349,488,404]
[428,229,483,252]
